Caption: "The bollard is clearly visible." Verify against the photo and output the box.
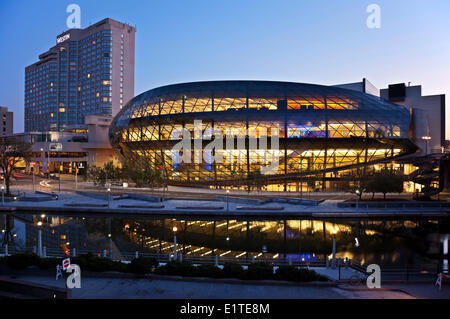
[5,244,8,256]
[251,256,255,263]
[72,248,76,257]
[326,258,329,269]
[215,255,219,267]
[345,257,349,269]
[43,246,47,258]
[338,257,342,268]
[179,253,183,262]
[103,250,107,258]
[135,251,139,259]
[288,257,292,266]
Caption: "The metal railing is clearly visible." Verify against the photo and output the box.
[1,245,445,282]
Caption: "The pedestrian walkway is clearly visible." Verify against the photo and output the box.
[11,275,415,299]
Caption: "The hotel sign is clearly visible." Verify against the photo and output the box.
[57,33,70,44]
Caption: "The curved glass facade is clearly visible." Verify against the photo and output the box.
[110,81,417,190]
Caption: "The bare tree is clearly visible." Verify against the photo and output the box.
[0,137,31,196]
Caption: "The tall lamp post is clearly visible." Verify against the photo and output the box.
[226,190,230,213]
[173,226,178,260]
[37,221,43,257]
[40,148,44,176]
[422,136,431,155]
[331,228,337,269]
[107,187,111,208]
[31,162,36,193]
[75,163,78,190]
[47,145,51,178]
[58,161,61,193]
[355,190,360,210]
[1,186,4,206]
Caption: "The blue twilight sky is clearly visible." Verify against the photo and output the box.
[1,0,449,135]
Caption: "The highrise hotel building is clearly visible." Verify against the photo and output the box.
[25,18,135,132]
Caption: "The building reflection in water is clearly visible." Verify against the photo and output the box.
[1,213,448,267]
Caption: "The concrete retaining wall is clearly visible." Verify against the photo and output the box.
[214,196,267,205]
[75,191,109,201]
[272,198,319,206]
[126,193,161,203]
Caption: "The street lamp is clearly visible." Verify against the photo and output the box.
[355,190,360,210]
[331,228,337,269]
[422,136,431,154]
[40,148,44,178]
[75,163,78,190]
[107,187,111,208]
[226,190,230,213]
[37,221,43,257]
[58,161,61,193]
[1,186,4,206]
[31,162,36,193]
[47,145,51,178]
[173,226,178,260]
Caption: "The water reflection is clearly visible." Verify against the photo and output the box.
[1,213,449,266]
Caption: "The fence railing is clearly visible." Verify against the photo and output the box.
[1,245,445,282]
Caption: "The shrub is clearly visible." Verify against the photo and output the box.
[154,261,196,277]
[6,252,41,270]
[222,262,244,279]
[275,266,329,282]
[194,264,223,278]
[72,253,127,272]
[245,262,273,280]
[128,257,158,274]
[38,257,62,269]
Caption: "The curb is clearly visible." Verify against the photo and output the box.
[336,285,417,298]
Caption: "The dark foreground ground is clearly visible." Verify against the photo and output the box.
[7,275,450,299]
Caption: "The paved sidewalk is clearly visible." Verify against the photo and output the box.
[11,275,415,299]
[382,283,450,299]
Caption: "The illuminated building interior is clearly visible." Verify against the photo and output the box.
[110,81,418,191]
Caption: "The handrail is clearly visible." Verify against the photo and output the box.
[1,246,442,275]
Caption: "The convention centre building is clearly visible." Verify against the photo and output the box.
[109,80,446,192]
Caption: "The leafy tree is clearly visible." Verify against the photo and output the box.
[366,168,404,199]
[88,166,107,186]
[88,161,122,186]
[122,160,163,189]
[0,137,31,195]
[247,170,264,193]
[103,161,122,181]
[122,162,144,186]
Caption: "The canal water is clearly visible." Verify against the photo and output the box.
[1,213,449,267]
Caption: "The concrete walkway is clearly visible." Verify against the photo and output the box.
[11,275,415,299]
